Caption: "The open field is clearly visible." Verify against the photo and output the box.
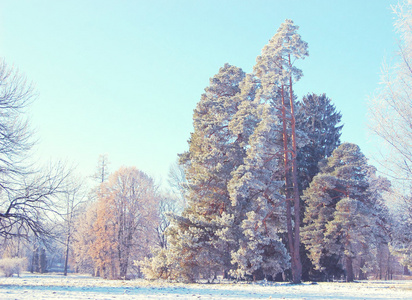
[0,273,411,299]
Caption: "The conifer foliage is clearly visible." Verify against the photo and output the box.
[296,93,343,192]
[302,143,390,282]
[164,20,310,282]
[228,19,308,283]
[295,93,343,280]
[167,63,247,281]
[144,19,393,283]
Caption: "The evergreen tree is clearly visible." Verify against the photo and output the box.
[228,19,308,282]
[228,95,290,279]
[39,248,47,273]
[167,63,246,281]
[302,143,390,282]
[31,247,39,273]
[162,20,313,283]
[295,93,343,280]
[296,93,343,192]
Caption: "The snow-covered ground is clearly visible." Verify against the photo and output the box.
[0,273,411,299]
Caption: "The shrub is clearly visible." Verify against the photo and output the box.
[0,257,28,277]
[137,248,177,280]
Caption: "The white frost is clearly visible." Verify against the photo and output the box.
[0,273,410,300]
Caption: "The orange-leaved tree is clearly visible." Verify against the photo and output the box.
[89,166,159,279]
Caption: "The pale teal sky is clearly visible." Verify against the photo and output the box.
[0,0,399,185]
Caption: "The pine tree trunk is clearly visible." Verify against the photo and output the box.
[345,255,354,282]
[32,248,39,273]
[286,199,295,278]
[40,248,47,273]
[30,248,35,273]
[280,82,298,283]
[288,62,302,284]
[358,258,366,280]
[387,254,391,280]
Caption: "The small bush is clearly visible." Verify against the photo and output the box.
[137,248,176,280]
[0,257,28,277]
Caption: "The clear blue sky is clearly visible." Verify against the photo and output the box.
[0,0,399,186]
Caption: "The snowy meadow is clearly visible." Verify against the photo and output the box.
[0,273,411,300]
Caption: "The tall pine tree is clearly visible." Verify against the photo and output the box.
[228,19,308,283]
[228,87,291,279]
[167,64,246,281]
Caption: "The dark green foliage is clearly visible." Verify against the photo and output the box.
[295,93,342,281]
[39,248,47,273]
[31,248,39,273]
[296,93,343,192]
[31,247,47,273]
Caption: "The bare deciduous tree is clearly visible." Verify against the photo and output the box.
[369,1,412,184]
[0,159,72,240]
[0,60,71,242]
[167,160,188,209]
[93,154,110,184]
[59,176,89,276]
[0,59,34,173]
[71,201,98,275]
[155,193,180,249]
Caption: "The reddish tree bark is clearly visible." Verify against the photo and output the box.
[278,55,303,284]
